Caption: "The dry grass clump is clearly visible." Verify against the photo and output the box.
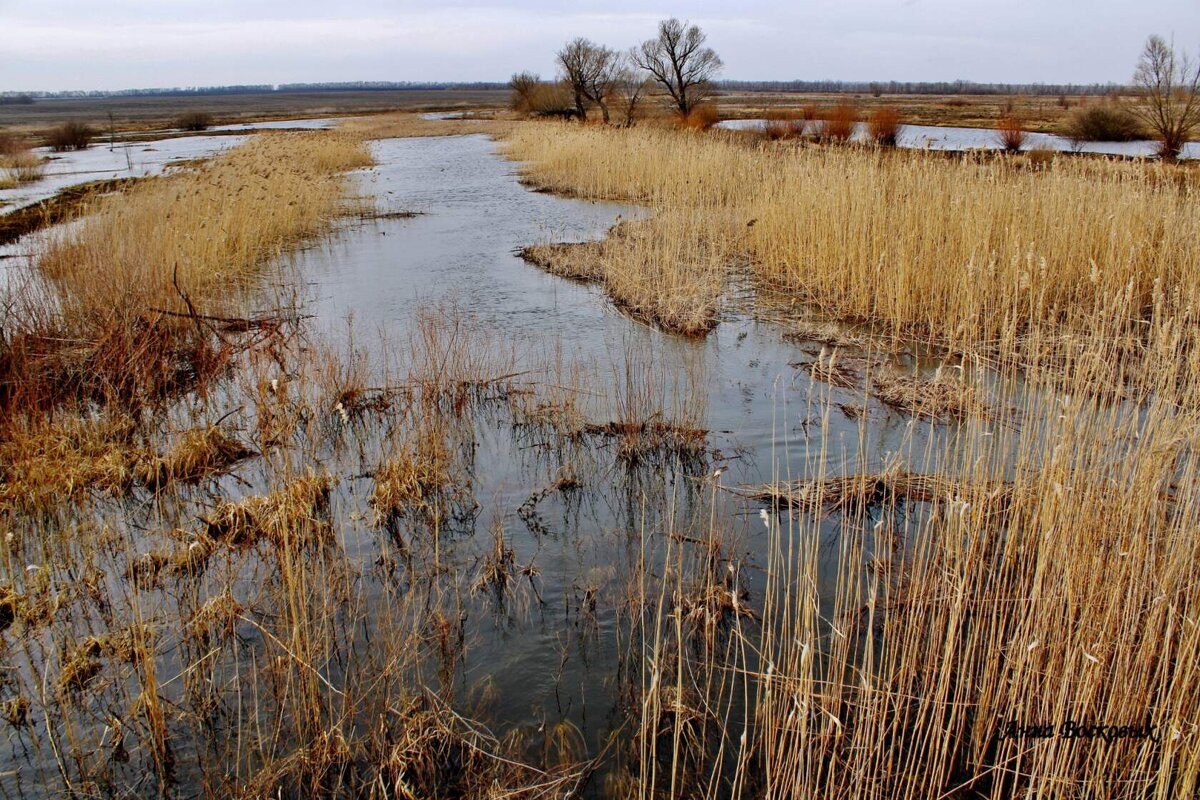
[584,417,707,463]
[136,424,256,489]
[0,414,138,514]
[870,364,986,420]
[235,695,593,799]
[518,240,605,282]
[796,347,863,390]
[473,519,516,597]
[780,318,892,351]
[797,349,985,420]
[370,427,461,531]
[747,468,1016,520]
[186,591,245,645]
[202,472,333,550]
[519,215,730,337]
[0,132,43,187]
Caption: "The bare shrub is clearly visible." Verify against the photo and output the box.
[509,71,541,113]
[176,111,212,131]
[46,121,95,151]
[527,81,576,118]
[867,106,902,147]
[763,109,805,140]
[996,116,1026,152]
[1065,105,1144,142]
[821,102,858,143]
[613,64,652,127]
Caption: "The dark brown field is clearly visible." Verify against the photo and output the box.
[0,89,510,137]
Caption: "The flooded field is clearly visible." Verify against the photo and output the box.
[716,117,1200,158]
[0,134,249,212]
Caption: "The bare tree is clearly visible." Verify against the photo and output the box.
[509,71,541,114]
[1131,35,1200,160]
[613,55,652,127]
[633,18,722,117]
[557,38,619,121]
[584,48,622,123]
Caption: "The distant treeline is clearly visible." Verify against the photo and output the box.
[715,80,1128,96]
[3,79,1131,102]
[0,82,509,101]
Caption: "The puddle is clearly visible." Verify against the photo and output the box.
[716,118,1200,159]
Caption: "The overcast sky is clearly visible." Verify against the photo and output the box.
[3,0,1200,91]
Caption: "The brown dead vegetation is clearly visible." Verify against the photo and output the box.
[202,473,333,550]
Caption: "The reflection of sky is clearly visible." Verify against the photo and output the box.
[2,0,1198,90]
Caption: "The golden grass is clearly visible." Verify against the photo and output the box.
[40,130,371,319]
[499,120,1200,798]
[502,124,1200,392]
[519,216,729,336]
[202,472,333,549]
[0,130,370,417]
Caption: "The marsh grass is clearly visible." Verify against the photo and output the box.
[498,118,1200,798]
[0,133,44,187]
[5,108,1200,800]
[520,215,730,336]
[502,123,1200,398]
[0,131,371,416]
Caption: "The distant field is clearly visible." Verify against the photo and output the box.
[0,89,510,135]
[0,86,1127,140]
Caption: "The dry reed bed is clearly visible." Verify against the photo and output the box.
[627,383,1200,798]
[344,111,515,140]
[519,215,730,336]
[499,124,1200,797]
[502,125,1200,398]
[39,130,372,319]
[0,131,371,415]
